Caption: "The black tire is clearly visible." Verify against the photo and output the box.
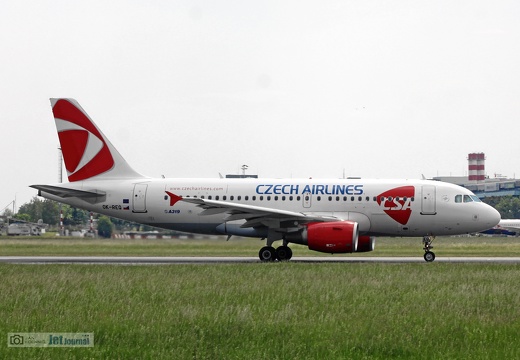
[259,246,276,262]
[276,246,293,261]
[424,251,436,262]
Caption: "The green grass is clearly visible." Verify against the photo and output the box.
[1,235,520,257]
[1,263,520,359]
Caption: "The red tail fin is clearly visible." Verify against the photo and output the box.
[51,99,144,182]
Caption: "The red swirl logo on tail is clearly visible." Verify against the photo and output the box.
[377,186,415,225]
[53,99,114,182]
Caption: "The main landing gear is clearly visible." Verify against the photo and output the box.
[422,235,436,262]
[258,232,293,262]
[259,245,293,261]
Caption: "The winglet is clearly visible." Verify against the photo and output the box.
[51,98,145,182]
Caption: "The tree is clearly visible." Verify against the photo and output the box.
[62,206,90,228]
[17,197,43,222]
[14,213,31,222]
[97,216,113,238]
[494,196,520,219]
[17,197,60,224]
[2,208,14,217]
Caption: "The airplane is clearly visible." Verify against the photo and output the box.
[31,98,501,262]
[481,219,520,236]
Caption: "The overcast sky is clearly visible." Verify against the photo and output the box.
[1,0,519,213]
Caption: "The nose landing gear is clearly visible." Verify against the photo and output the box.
[423,236,436,262]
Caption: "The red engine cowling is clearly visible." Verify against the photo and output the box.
[306,221,359,253]
[356,235,375,252]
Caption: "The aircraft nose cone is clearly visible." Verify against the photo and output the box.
[485,205,501,227]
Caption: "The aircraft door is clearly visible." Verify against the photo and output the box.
[302,191,312,208]
[421,185,436,215]
[133,183,148,213]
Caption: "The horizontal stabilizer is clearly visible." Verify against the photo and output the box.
[30,185,106,204]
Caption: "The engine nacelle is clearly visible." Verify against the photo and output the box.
[355,235,375,252]
[286,221,359,254]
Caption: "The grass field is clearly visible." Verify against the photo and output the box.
[1,263,520,359]
[1,236,520,359]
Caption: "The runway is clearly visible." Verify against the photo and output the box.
[1,256,520,264]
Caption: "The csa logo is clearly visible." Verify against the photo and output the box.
[53,99,114,182]
[165,191,183,206]
[377,186,415,225]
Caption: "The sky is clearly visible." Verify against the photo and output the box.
[1,0,520,213]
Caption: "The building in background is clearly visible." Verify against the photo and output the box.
[433,153,520,198]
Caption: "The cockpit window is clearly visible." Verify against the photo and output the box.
[455,194,481,203]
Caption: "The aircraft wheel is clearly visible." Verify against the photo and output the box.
[259,246,277,262]
[424,251,436,262]
[276,246,293,261]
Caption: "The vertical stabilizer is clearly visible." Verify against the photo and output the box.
[51,98,145,181]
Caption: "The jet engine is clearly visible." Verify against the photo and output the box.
[286,221,359,254]
[356,235,375,252]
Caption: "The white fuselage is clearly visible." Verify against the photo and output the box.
[41,177,500,238]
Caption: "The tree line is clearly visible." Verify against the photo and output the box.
[3,197,152,238]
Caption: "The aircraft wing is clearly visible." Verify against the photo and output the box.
[181,197,341,228]
[30,185,106,204]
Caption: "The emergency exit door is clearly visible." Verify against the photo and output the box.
[133,183,148,213]
[421,185,436,215]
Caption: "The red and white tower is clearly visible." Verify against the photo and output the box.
[468,153,485,181]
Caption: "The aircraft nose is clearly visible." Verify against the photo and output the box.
[483,205,501,227]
